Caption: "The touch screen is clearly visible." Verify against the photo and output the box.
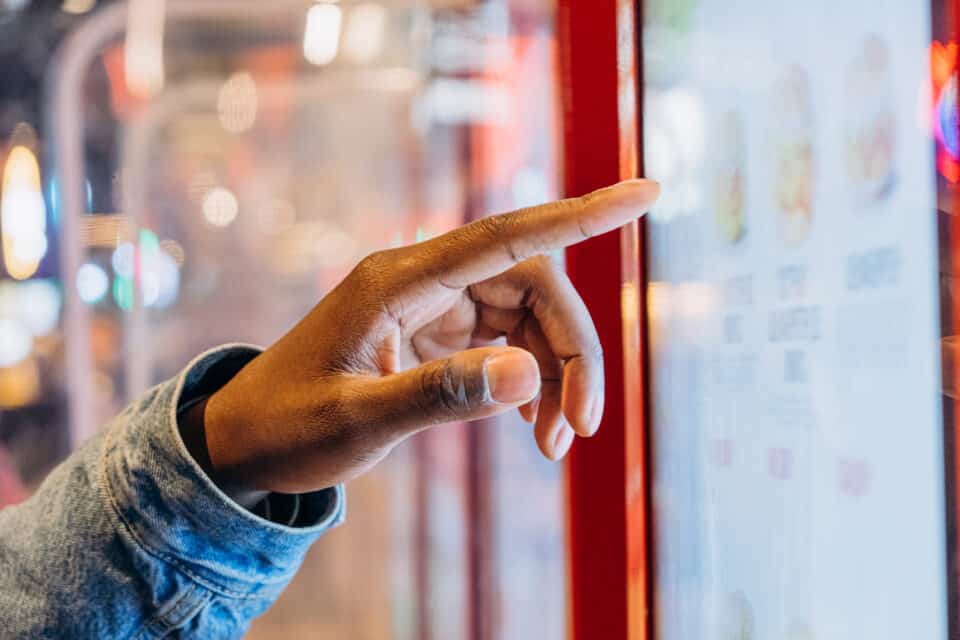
[643,1,951,638]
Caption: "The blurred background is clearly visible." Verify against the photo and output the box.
[0,0,566,637]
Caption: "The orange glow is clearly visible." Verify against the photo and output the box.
[1,145,47,280]
[0,358,39,409]
[102,45,149,119]
[931,41,957,94]
[941,153,960,183]
[124,0,165,98]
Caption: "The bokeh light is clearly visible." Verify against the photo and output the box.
[77,262,109,305]
[17,279,60,336]
[159,239,185,266]
[111,242,135,279]
[939,76,958,157]
[61,0,95,14]
[343,3,387,64]
[138,229,179,308]
[0,279,61,380]
[304,2,343,66]
[125,0,165,97]
[150,250,180,309]
[113,274,133,311]
[931,41,960,183]
[105,231,182,311]
[202,187,239,227]
[1,145,48,280]
[217,71,258,134]
[0,318,31,368]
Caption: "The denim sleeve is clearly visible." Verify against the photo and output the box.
[0,345,346,639]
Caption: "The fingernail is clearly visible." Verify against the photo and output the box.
[621,177,660,190]
[598,178,661,200]
[486,351,540,404]
[553,427,575,460]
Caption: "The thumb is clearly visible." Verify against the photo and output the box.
[354,346,541,436]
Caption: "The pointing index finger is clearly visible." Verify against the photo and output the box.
[421,179,660,290]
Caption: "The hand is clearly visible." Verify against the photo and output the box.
[189,179,660,495]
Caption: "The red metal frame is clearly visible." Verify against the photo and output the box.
[559,1,649,639]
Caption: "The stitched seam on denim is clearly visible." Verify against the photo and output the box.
[98,424,283,601]
[132,582,199,640]
[163,589,215,636]
[140,585,216,639]
[154,582,198,632]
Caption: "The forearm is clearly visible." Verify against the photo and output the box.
[0,346,344,639]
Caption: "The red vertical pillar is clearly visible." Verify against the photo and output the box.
[558,1,649,639]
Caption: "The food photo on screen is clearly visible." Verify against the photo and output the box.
[772,65,816,247]
[844,34,898,204]
[713,109,747,245]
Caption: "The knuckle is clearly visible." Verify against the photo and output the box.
[354,247,423,287]
[351,249,428,326]
[551,194,586,218]
[346,251,403,324]
[430,361,469,413]
[477,213,524,263]
[477,212,510,239]
[353,249,409,293]
[419,360,481,418]
[566,194,594,238]
[353,250,392,286]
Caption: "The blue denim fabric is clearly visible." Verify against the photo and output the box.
[0,345,345,639]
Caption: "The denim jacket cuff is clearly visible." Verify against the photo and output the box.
[101,344,345,598]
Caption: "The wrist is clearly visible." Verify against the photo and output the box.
[178,394,269,510]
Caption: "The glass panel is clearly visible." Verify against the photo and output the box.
[0,1,565,638]
[643,1,951,638]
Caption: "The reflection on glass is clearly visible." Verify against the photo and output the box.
[0,1,567,638]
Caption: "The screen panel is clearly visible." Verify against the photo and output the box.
[643,1,950,638]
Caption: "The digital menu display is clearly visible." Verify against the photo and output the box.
[643,1,950,638]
